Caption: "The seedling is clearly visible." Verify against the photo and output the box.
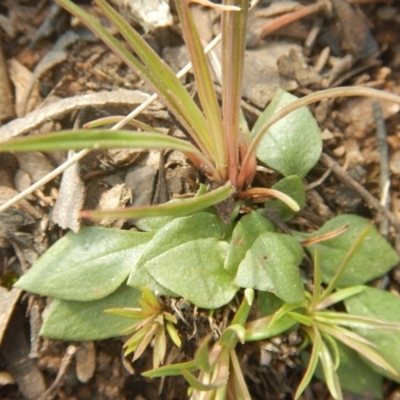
[1,0,400,398]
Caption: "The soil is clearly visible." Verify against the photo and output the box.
[0,0,400,399]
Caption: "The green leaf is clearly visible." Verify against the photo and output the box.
[309,341,383,399]
[55,0,218,168]
[40,284,142,340]
[234,232,304,303]
[143,360,198,378]
[252,88,322,177]
[264,175,305,220]
[319,339,342,400]
[144,238,238,309]
[225,211,275,274]
[135,216,175,232]
[0,129,201,158]
[345,287,400,382]
[82,182,235,220]
[257,291,284,316]
[295,326,322,399]
[175,0,226,176]
[128,212,229,296]
[245,313,298,342]
[300,215,400,286]
[15,227,153,301]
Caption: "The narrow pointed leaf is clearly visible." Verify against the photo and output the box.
[313,311,400,330]
[105,308,145,320]
[195,335,213,373]
[316,285,366,310]
[143,360,198,378]
[175,0,226,175]
[245,314,297,342]
[295,326,322,399]
[56,0,215,162]
[83,182,235,220]
[319,340,343,400]
[166,321,182,348]
[317,323,400,378]
[0,129,215,172]
[310,341,383,398]
[182,367,228,391]
[221,0,249,185]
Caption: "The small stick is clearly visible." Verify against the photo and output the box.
[250,1,330,46]
[373,100,390,236]
[38,345,77,400]
[319,153,400,233]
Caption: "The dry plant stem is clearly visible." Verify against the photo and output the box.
[0,34,222,214]
[38,345,77,400]
[320,153,400,233]
[373,100,390,236]
[256,2,329,44]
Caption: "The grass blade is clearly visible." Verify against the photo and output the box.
[221,0,250,187]
[175,0,226,178]
[81,181,235,219]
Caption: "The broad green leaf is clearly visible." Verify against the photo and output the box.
[127,261,177,297]
[345,287,400,382]
[252,88,322,177]
[309,341,383,399]
[132,212,228,267]
[135,216,175,232]
[264,175,305,220]
[40,284,141,340]
[128,213,233,305]
[128,213,226,294]
[225,211,275,274]
[143,238,238,309]
[257,291,284,316]
[15,227,152,301]
[299,215,400,286]
[234,232,304,303]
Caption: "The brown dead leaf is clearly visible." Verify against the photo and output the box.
[0,288,21,346]
[52,151,86,233]
[7,58,39,118]
[96,183,132,228]
[14,152,54,183]
[75,342,96,383]
[242,42,299,108]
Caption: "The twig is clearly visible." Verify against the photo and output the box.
[319,153,400,233]
[38,345,77,400]
[373,100,390,236]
